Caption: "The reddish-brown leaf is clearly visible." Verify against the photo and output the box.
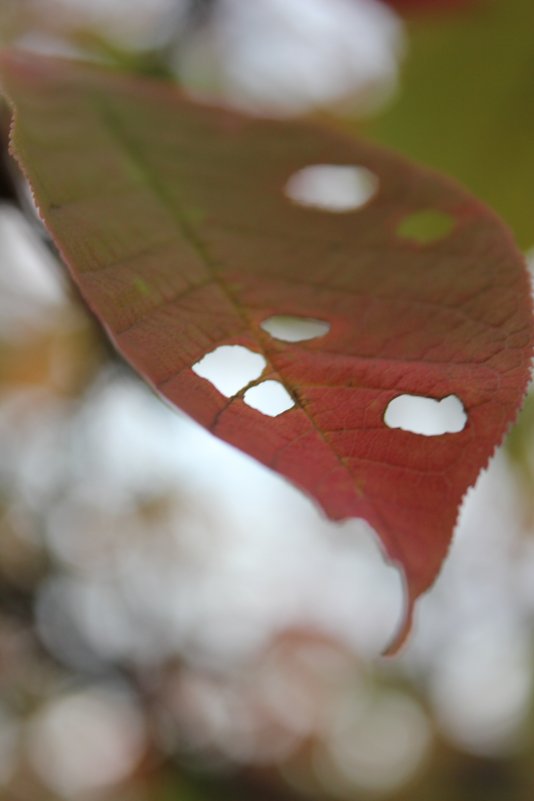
[0,51,531,652]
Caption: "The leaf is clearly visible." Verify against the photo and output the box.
[365,0,534,248]
[0,51,532,653]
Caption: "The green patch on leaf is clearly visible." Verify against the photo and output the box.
[396,209,454,244]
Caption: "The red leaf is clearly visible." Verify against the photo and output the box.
[1,51,532,652]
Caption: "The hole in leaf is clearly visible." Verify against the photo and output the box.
[396,210,454,244]
[192,345,266,397]
[244,381,295,416]
[384,394,466,436]
[284,165,378,213]
[261,315,330,342]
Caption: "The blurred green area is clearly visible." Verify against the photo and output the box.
[365,0,534,249]
[0,2,534,801]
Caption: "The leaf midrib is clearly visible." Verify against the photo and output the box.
[92,92,356,484]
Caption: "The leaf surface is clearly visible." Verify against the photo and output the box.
[1,51,532,651]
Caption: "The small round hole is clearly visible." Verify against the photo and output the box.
[384,394,466,436]
[284,165,378,213]
[261,315,330,343]
[192,345,266,397]
[396,210,454,244]
[243,381,295,416]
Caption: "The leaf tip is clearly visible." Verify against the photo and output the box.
[382,589,415,658]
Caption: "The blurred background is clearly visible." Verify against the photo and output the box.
[1,1,534,799]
